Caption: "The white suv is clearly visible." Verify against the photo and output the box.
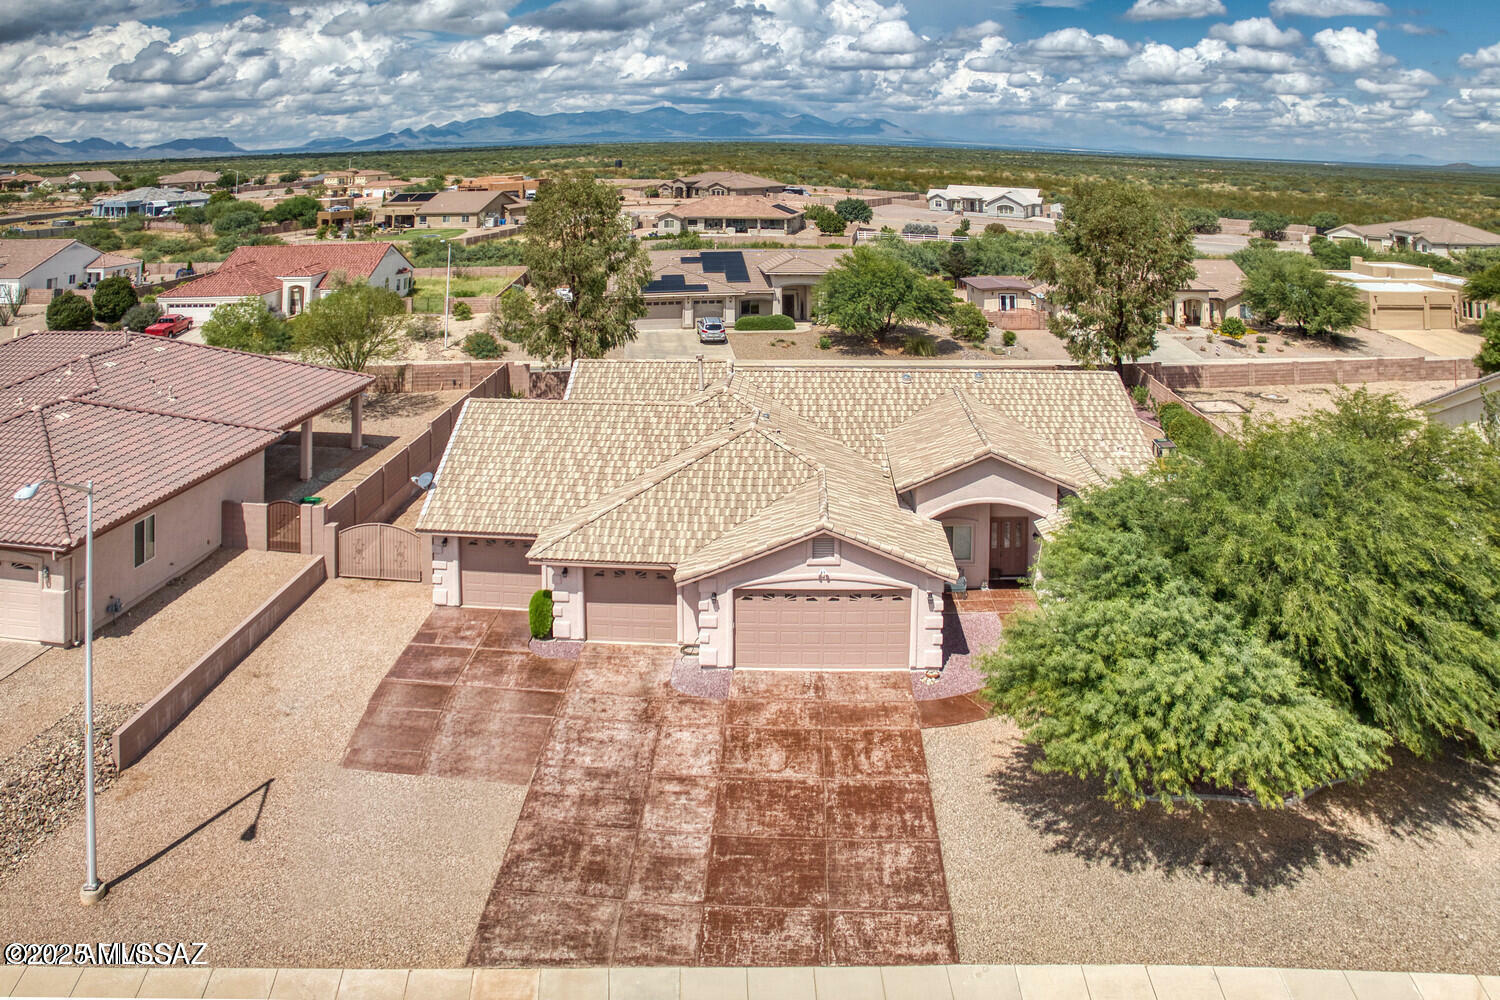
[696,317,727,344]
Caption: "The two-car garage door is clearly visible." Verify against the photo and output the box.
[734,589,910,669]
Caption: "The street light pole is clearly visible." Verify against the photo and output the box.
[443,239,453,349]
[13,478,105,905]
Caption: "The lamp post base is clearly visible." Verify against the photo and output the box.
[80,882,107,906]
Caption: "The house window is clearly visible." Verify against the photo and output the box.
[133,515,156,567]
[944,524,973,562]
[740,301,761,315]
[998,294,1017,311]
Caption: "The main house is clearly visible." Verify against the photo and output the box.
[411,190,522,229]
[1170,259,1248,327]
[1325,217,1500,257]
[926,185,1045,219]
[159,169,220,191]
[642,248,845,326]
[958,275,1046,313]
[157,243,414,324]
[415,361,1151,670]
[0,332,370,645]
[655,196,806,237]
[666,172,787,199]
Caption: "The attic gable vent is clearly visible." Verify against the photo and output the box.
[810,537,837,560]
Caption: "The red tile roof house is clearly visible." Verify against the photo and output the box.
[0,332,370,645]
[156,243,415,326]
[415,360,1152,671]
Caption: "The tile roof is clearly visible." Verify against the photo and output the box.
[160,170,219,184]
[0,332,370,551]
[1338,217,1500,247]
[641,249,846,297]
[415,190,513,216]
[161,242,405,300]
[87,252,142,271]
[659,196,802,220]
[927,185,1042,205]
[883,389,1101,492]
[1182,259,1245,299]
[0,239,91,280]
[675,171,786,190]
[961,275,1037,292]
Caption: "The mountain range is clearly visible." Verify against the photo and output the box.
[0,108,929,164]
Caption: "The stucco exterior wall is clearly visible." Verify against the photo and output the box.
[544,564,584,640]
[911,457,1059,522]
[688,535,945,670]
[430,535,459,606]
[10,242,101,293]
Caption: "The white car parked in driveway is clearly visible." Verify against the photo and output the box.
[696,316,727,344]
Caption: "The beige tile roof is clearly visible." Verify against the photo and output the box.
[568,361,1154,478]
[674,171,786,191]
[1183,259,1245,299]
[1350,216,1500,247]
[415,190,512,216]
[659,196,802,221]
[883,388,1101,492]
[0,239,91,280]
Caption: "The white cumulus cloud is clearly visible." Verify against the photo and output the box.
[1123,0,1225,22]
[1314,26,1383,72]
[1459,42,1500,69]
[1268,0,1389,17]
[1207,18,1303,48]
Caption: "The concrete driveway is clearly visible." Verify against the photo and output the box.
[617,321,737,361]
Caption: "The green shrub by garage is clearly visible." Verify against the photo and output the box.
[528,589,553,640]
[1157,402,1217,452]
[735,314,796,331]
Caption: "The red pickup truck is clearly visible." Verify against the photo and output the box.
[144,314,192,338]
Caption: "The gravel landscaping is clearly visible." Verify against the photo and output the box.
[925,716,1500,973]
[1,703,135,883]
[0,577,524,968]
[731,325,994,362]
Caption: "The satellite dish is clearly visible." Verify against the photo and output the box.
[412,472,434,490]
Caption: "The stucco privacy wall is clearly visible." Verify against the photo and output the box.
[14,453,264,645]
[691,534,945,670]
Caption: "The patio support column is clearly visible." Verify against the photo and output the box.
[724,296,734,321]
[771,293,782,315]
[299,420,313,482]
[350,393,364,451]
[681,299,693,330]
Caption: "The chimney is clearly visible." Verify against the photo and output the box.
[697,354,705,392]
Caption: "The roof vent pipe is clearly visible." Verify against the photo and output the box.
[696,354,705,392]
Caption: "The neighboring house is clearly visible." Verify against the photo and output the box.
[159,169,220,190]
[642,248,846,326]
[416,360,1150,669]
[84,252,144,284]
[412,190,518,229]
[157,242,414,324]
[91,186,210,218]
[0,239,108,302]
[666,172,787,198]
[1420,372,1500,429]
[0,171,45,191]
[375,191,437,229]
[958,276,1044,312]
[926,185,1045,219]
[458,175,545,199]
[317,169,394,196]
[1326,257,1462,333]
[1325,217,1500,257]
[655,196,806,236]
[0,331,370,645]
[53,170,121,188]
[1170,259,1247,327]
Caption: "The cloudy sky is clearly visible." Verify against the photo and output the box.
[2,0,1497,162]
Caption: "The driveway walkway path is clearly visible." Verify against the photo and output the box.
[468,653,958,967]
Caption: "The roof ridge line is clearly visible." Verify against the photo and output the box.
[30,408,74,545]
[952,387,993,452]
[0,337,127,395]
[44,395,282,433]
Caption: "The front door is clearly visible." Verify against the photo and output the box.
[782,292,797,319]
[990,517,1030,580]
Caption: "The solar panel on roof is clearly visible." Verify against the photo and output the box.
[645,273,710,294]
[699,251,749,284]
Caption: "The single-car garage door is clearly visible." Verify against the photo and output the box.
[734,589,910,669]
[0,557,42,641]
[459,538,540,609]
[1377,306,1427,331]
[585,568,676,643]
[645,300,681,321]
[692,300,725,321]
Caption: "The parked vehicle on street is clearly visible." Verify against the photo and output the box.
[144,313,192,337]
[696,316,727,344]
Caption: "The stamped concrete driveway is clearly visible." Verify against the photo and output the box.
[467,646,958,968]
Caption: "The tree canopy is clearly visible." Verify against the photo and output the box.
[983,392,1500,808]
[1180,206,1221,234]
[45,292,94,331]
[1033,182,1195,368]
[203,296,293,354]
[833,197,873,224]
[90,275,138,324]
[267,195,321,229]
[1251,210,1293,240]
[498,176,651,365]
[292,281,406,371]
[1236,250,1366,337]
[804,204,846,235]
[814,247,953,340]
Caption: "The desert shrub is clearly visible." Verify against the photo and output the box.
[901,222,938,236]
[1157,402,1216,451]
[1002,329,1017,346]
[734,314,796,331]
[121,302,163,332]
[462,329,505,359]
[90,275,138,323]
[528,590,553,640]
[1219,316,1246,339]
[1130,384,1150,407]
[948,302,989,344]
[817,335,831,350]
[45,292,94,330]
[903,334,937,356]
[453,301,473,321]
[404,315,441,341]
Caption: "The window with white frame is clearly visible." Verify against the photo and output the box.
[133,515,156,567]
[944,524,973,562]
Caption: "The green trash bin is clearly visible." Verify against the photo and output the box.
[299,496,324,505]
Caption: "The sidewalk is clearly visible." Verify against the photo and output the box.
[3,964,1496,1000]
